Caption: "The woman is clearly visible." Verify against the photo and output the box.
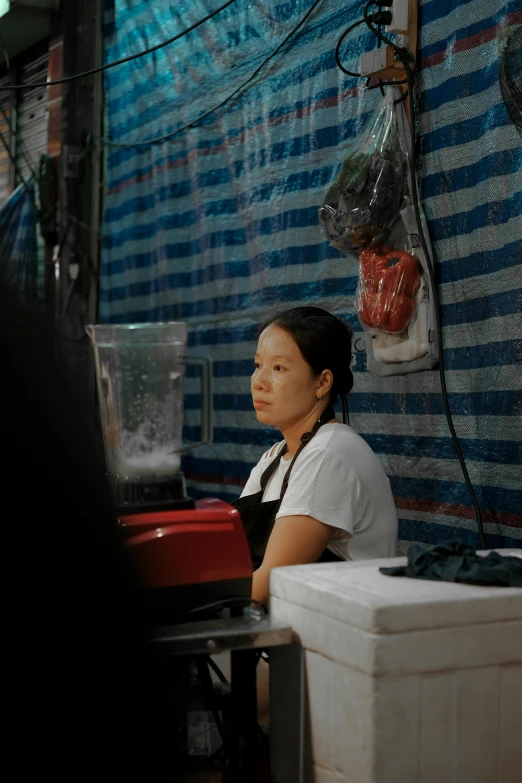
[233,306,398,605]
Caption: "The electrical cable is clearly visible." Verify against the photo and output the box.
[102,0,325,149]
[376,19,386,98]
[0,28,9,71]
[182,596,268,620]
[207,656,229,684]
[0,91,48,233]
[0,98,39,182]
[59,278,76,334]
[335,10,395,78]
[360,3,487,547]
[200,653,270,778]
[0,124,39,215]
[335,19,367,77]
[195,656,234,780]
[197,656,226,743]
[0,66,57,257]
[0,0,238,91]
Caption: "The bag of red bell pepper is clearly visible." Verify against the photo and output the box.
[356,244,422,335]
[318,91,408,254]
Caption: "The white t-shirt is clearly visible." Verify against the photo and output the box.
[241,423,398,561]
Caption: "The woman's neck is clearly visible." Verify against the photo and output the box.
[280,403,336,459]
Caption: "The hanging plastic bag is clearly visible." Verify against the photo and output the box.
[358,88,439,374]
[356,243,422,335]
[318,90,408,254]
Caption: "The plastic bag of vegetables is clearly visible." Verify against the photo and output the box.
[318,91,408,254]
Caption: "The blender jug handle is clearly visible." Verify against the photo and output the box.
[179,355,213,451]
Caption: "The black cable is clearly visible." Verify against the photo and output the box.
[207,656,228,684]
[404,64,486,548]
[201,655,272,777]
[195,656,234,778]
[197,656,226,742]
[362,5,487,547]
[376,21,385,98]
[362,4,416,67]
[335,8,394,79]
[59,278,76,334]
[0,98,38,181]
[335,19,367,77]
[333,3,409,95]
[102,0,325,149]
[0,93,50,231]
[182,597,268,620]
[0,0,238,91]
[0,125,39,214]
[0,28,9,71]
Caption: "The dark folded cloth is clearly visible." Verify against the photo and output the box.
[380,540,522,587]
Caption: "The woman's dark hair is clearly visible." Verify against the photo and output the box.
[260,306,354,422]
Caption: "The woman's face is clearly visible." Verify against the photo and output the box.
[252,324,323,430]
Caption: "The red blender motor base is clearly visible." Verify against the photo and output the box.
[119,497,253,626]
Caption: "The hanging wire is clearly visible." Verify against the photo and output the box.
[0,0,238,91]
[0,29,9,71]
[350,1,487,548]
[335,6,408,96]
[0,38,47,199]
[0,125,37,211]
[335,19,367,77]
[101,0,325,149]
[0,99,39,182]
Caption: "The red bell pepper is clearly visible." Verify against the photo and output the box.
[358,245,421,334]
[359,246,388,292]
[358,289,415,333]
[381,249,421,299]
[385,293,415,333]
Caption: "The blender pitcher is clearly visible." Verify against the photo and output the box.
[86,322,212,512]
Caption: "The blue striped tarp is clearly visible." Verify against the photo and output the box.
[101,0,522,550]
[0,180,39,304]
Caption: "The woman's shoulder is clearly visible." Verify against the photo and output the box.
[309,423,374,460]
[307,424,388,486]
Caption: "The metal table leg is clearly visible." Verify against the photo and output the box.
[230,648,259,782]
[149,617,296,781]
[269,643,312,783]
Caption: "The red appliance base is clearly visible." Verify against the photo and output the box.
[119,498,253,625]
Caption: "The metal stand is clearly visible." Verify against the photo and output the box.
[150,615,308,782]
[230,649,258,780]
[270,643,312,783]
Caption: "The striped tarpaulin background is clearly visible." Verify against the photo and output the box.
[0,180,39,303]
[101,0,522,550]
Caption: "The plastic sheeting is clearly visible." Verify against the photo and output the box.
[0,180,38,304]
[101,0,522,550]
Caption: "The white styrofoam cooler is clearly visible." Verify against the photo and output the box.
[270,552,522,783]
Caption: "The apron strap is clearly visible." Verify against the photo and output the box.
[259,441,288,491]
[279,404,335,503]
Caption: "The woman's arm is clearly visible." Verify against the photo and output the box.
[251,514,339,605]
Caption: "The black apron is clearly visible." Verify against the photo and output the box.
[232,405,343,570]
